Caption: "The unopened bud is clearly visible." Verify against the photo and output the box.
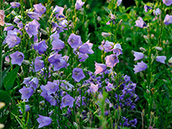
[86,4,90,9]
[154,46,162,51]
[0,123,4,129]
[140,47,147,52]
[118,19,123,25]
[97,16,101,22]
[101,32,111,37]
[0,102,5,109]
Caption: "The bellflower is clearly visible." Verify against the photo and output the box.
[51,38,65,51]
[68,33,82,51]
[34,40,48,54]
[135,17,147,28]
[53,5,64,18]
[72,68,85,82]
[0,10,5,26]
[89,83,98,93]
[75,0,85,10]
[27,12,40,20]
[25,19,40,38]
[153,8,161,15]
[134,61,147,73]
[162,0,172,6]
[132,51,144,61]
[78,53,89,62]
[61,94,75,108]
[164,14,172,25]
[45,95,57,106]
[34,3,46,16]
[6,34,21,48]
[98,40,114,52]
[19,105,30,114]
[37,115,52,128]
[156,56,166,64]
[117,0,122,6]
[44,81,59,95]
[29,77,39,90]
[52,22,64,33]
[10,2,20,8]
[105,54,119,68]
[23,77,31,86]
[19,86,34,101]
[105,82,114,92]
[144,5,152,12]
[113,43,123,56]
[79,40,94,54]
[10,51,24,66]
[4,23,14,31]
[94,62,107,75]
[106,14,115,25]
[34,57,44,72]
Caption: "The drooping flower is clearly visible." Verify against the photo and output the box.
[78,53,89,62]
[89,83,98,93]
[153,8,161,16]
[94,62,107,75]
[53,5,64,18]
[162,0,172,6]
[51,37,65,51]
[144,5,152,12]
[72,68,85,82]
[0,10,5,26]
[105,54,119,68]
[67,33,82,51]
[135,17,147,28]
[117,0,122,6]
[44,81,59,95]
[19,86,34,101]
[61,94,75,108]
[134,61,147,73]
[10,51,24,66]
[164,14,172,25]
[106,14,115,25]
[37,115,52,128]
[132,51,144,61]
[25,19,40,38]
[105,82,114,92]
[75,0,85,10]
[113,43,123,56]
[79,40,94,54]
[27,12,40,20]
[98,40,114,52]
[34,40,48,54]
[156,56,166,64]
[29,77,39,90]
[10,2,20,8]
[34,57,44,72]
[23,77,32,86]
[4,23,14,31]
[6,33,21,48]
[34,3,46,16]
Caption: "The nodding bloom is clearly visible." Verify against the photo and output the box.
[75,0,85,10]
[79,40,94,54]
[27,12,40,20]
[132,51,144,61]
[135,17,147,28]
[164,14,172,25]
[25,19,40,38]
[10,2,20,8]
[10,51,24,66]
[113,43,123,56]
[117,0,122,6]
[98,40,114,52]
[61,94,75,108]
[19,86,34,101]
[72,68,85,82]
[33,57,44,72]
[144,5,152,12]
[33,3,46,16]
[162,0,172,6]
[53,5,64,17]
[156,56,166,64]
[78,53,89,62]
[94,62,107,75]
[88,83,99,93]
[29,77,39,90]
[44,81,59,95]
[105,54,119,68]
[4,23,14,31]
[67,33,82,51]
[133,61,147,73]
[106,14,115,25]
[153,8,161,16]
[0,10,5,26]
[34,40,48,54]
[51,37,65,51]
[37,115,52,128]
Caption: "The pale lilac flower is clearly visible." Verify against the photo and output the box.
[27,12,40,20]
[105,82,113,92]
[10,51,24,66]
[78,53,89,62]
[94,62,107,75]
[45,95,57,106]
[61,94,75,108]
[153,8,161,16]
[52,22,64,33]
[144,5,152,12]
[75,0,85,10]
[4,23,14,31]
[134,61,147,73]
[156,56,166,64]
[164,14,172,25]
[59,19,68,28]
[135,17,147,28]
[34,57,44,72]
[19,87,34,101]
[79,40,94,54]
[23,77,31,86]
[6,34,21,48]
[51,38,64,51]
[98,40,114,52]
[132,51,144,61]
[25,19,40,38]
[89,83,98,93]
[37,115,52,128]
[113,43,123,55]
[106,14,115,25]
[34,40,48,54]
[10,2,20,8]
[101,32,111,37]
[29,77,39,90]
[68,33,82,51]
[53,5,64,17]
[44,81,58,95]
[105,54,119,68]
[162,0,172,6]
[34,3,46,16]
[117,0,122,6]
[72,68,85,82]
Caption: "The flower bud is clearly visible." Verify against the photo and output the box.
[97,16,101,22]
[0,102,5,109]
[154,46,162,51]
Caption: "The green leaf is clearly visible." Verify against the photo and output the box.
[3,66,19,91]
[0,90,11,112]
[1,67,11,86]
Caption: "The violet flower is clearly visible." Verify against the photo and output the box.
[67,33,82,51]
[164,14,172,25]
[61,94,75,108]
[94,62,107,75]
[79,40,94,54]
[144,5,152,12]
[37,115,52,128]
[98,40,114,52]
[10,2,20,8]
[19,86,34,101]
[34,3,46,16]
[44,81,59,95]
[162,0,172,6]
[132,51,144,61]
[72,68,85,82]
[29,77,39,90]
[156,56,166,64]
[105,54,119,68]
[34,57,44,72]
[34,40,48,54]
[78,53,89,62]
[106,14,115,25]
[10,51,24,66]
[27,12,40,20]
[51,38,65,51]
[113,43,123,56]
[6,34,21,48]
[134,61,147,73]
[135,17,147,28]
[75,0,85,10]
[53,5,64,18]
